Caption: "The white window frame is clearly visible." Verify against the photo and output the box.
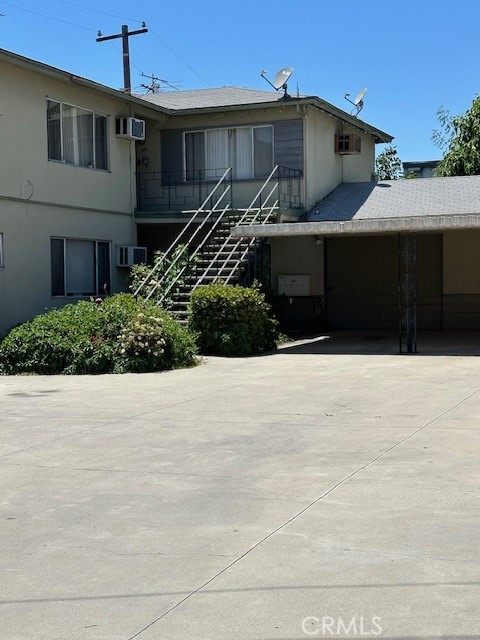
[0,233,3,267]
[46,98,109,171]
[182,124,274,181]
[51,237,112,298]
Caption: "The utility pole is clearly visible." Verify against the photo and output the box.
[96,24,148,94]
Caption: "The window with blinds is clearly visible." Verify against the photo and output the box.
[51,238,111,297]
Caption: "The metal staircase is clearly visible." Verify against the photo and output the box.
[134,166,281,322]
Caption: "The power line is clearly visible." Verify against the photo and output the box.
[59,0,144,24]
[0,0,96,31]
[0,0,212,88]
[108,40,145,77]
[148,26,211,87]
[55,0,212,87]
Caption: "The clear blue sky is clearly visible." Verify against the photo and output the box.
[1,0,478,162]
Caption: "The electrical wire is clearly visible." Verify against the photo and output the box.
[1,0,212,88]
[148,26,211,87]
[59,0,144,24]
[0,0,96,31]
[54,0,212,87]
[107,40,145,76]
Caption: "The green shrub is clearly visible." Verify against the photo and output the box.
[0,294,197,375]
[129,244,196,307]
[188,283,277,356]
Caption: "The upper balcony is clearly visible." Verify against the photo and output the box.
[135,166,303,219]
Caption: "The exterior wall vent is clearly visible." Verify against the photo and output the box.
[116,246,147,267]
[335,134,361,155]
[115,117,146,141]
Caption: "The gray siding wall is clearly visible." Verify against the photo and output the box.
[161,130,183,175]
[273,120,303,173]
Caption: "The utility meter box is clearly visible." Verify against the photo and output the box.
[278,274,310,297]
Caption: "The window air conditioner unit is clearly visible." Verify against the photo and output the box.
[335,134,361,155]
[115,116,146,141]
[116,246,147,267]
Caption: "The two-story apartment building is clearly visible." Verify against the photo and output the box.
[0,47,391,335]
[6,48,480,346]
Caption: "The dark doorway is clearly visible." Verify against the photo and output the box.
[325,234,442,330]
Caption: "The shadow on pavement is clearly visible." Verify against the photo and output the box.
[276,331,480,356]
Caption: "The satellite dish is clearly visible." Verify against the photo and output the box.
[354,87,367,106]
[273,67,293,90]
[344,87,367,116]
[261,66,294,97]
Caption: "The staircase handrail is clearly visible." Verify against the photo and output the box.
[134,167,232,297]
[158,202,232,304]
[209,184,278,282]
[234,165,278,227]
[143,184,231,302]
[223,202,279,285]
[191,168,280,292]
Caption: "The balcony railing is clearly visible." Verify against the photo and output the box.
[136,166,302,213]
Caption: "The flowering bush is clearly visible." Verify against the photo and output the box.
[117,311,166,372]
[0,294,197,375]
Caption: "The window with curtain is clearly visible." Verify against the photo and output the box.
[184,125,273,180]
[51,238,111,297]
[47,99,108,170]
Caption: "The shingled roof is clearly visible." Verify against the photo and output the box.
[307,175,480,221]
[233,175,480,239]
[140,86,283,110]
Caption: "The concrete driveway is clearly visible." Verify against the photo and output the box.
[1,333,479,639]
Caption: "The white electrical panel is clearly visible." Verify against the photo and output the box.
[278,274,310,297]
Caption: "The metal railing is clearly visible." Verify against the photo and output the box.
[275,166,303,209]
[191,166,281,291]
[134,168,233,301]
[136,168,233,213]
[136,166,302,212]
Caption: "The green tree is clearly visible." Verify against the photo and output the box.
[375,145,403,180]
[434,96,480,176]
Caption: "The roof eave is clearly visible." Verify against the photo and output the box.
[158,95,393,143]
[0,48,172,116]
[233,214,480,238]
[308,97,393,144]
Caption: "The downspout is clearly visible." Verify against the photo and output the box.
[128,103,136,245]
[298,103,308,212]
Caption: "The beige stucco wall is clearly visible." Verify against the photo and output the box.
[0,57,150,335]
[303,106,342,208]
[270,235,324,295]
[0,200,132,335]
[0,58,139,213]
[443,230,480,294]
[342,128,376,183]
[303,105,376,209]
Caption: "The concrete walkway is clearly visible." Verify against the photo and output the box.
[1,334,479,639]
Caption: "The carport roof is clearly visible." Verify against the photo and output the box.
[233,175,480,238]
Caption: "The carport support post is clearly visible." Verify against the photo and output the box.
[398,234,417,354]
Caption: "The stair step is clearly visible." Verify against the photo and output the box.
[194,259,242,267]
